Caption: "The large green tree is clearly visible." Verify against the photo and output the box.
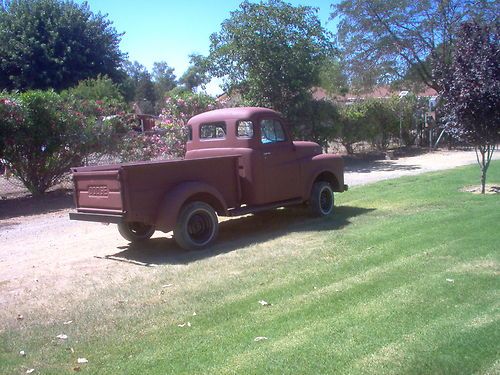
[332,0,498,90]
[152,61,177,100]
[121,60,157,112]
[0,0,125,91]
[179,54,211,92]
[208,0,334,117]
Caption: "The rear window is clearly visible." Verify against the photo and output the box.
[200,122,226,140]
[237,120,254,138]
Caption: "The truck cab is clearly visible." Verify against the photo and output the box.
[185,107,345,207]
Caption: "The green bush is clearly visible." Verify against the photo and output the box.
[337,101,369,154]
[363,99,399,150]
[62,75,125,102]
[336,97,416,153]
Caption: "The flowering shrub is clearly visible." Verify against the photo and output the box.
[160,91,218,125]
[0,89,221,194]
[117,125,188,162]
[0,90,132,195]
[118,92,220,162]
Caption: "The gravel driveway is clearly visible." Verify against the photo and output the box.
[0,149,498,325]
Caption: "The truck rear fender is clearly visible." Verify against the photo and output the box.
[155,181,228,232]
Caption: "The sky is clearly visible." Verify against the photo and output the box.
[77,0,339,95]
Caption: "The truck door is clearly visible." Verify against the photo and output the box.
[258,118,301,203]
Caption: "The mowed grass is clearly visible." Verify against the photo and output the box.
[1,162,499,374]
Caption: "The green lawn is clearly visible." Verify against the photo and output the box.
[1,162,499,374]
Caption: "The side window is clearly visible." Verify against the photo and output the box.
[260,119,286,144]
[187,126,193,141]
[200,122,226,140]
[237,120,254,138]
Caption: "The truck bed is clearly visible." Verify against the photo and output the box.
[71,156,242,225]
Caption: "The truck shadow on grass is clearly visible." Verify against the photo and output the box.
[108,205,374,266]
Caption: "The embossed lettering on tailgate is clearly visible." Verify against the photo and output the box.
[73,170,123,213]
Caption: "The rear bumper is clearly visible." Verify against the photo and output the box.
[69,212,123,224]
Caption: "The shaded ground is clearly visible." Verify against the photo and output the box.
[0,149,498,325]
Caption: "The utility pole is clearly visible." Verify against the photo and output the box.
[398,91,409,146]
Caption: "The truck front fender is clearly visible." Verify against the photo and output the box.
[155,181,228,233]
[303,154,346,197]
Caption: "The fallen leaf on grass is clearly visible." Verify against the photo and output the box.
[73,366,81,372]
[258,300,272,306]
[446,278,455,283]
[19,350,26,357]
[77,358,88,364]
[162,284,174,288]
[177,322,191,328]
[192,312,197,316]
[254,336,268,342]
[26,369,35,374]
[56,334,68,340]
[63,320,73,325]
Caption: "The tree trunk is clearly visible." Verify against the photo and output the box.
[475,144,496,194]
[342,143,354,155]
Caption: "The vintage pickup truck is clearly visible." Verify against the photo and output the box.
[69,107,347,249]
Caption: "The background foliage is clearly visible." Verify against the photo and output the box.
[208,0,335,120]
[0,0,125,91]
[332,0,499,90]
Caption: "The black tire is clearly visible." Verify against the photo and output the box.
[117,222,155,242]
[174,201,219,250]
[310,181,334,216]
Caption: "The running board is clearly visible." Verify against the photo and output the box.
[227,198,304,217]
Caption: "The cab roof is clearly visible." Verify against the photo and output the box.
[188,107,282,125]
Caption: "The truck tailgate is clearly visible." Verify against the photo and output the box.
[72,170,124,214]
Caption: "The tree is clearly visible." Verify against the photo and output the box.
[0,0,125,91]
[152,61,177,100]
[208,0,334,118]
[332,0,499,90]
[121,60,156,113]
[318,59,349,97]
[439,21,499,194]
[179,54,211,92]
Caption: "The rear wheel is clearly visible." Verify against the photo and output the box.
[118,222,155,242]
[310,181,334,216]
[174,201,219,250]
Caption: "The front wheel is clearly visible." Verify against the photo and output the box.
[118,222,155,242]
[310,181,334,216]
[174,201,219,250]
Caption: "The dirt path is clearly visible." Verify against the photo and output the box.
[344,149,498,186]
[0,149,498,326]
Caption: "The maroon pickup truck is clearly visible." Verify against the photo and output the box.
[70,107,347,250]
